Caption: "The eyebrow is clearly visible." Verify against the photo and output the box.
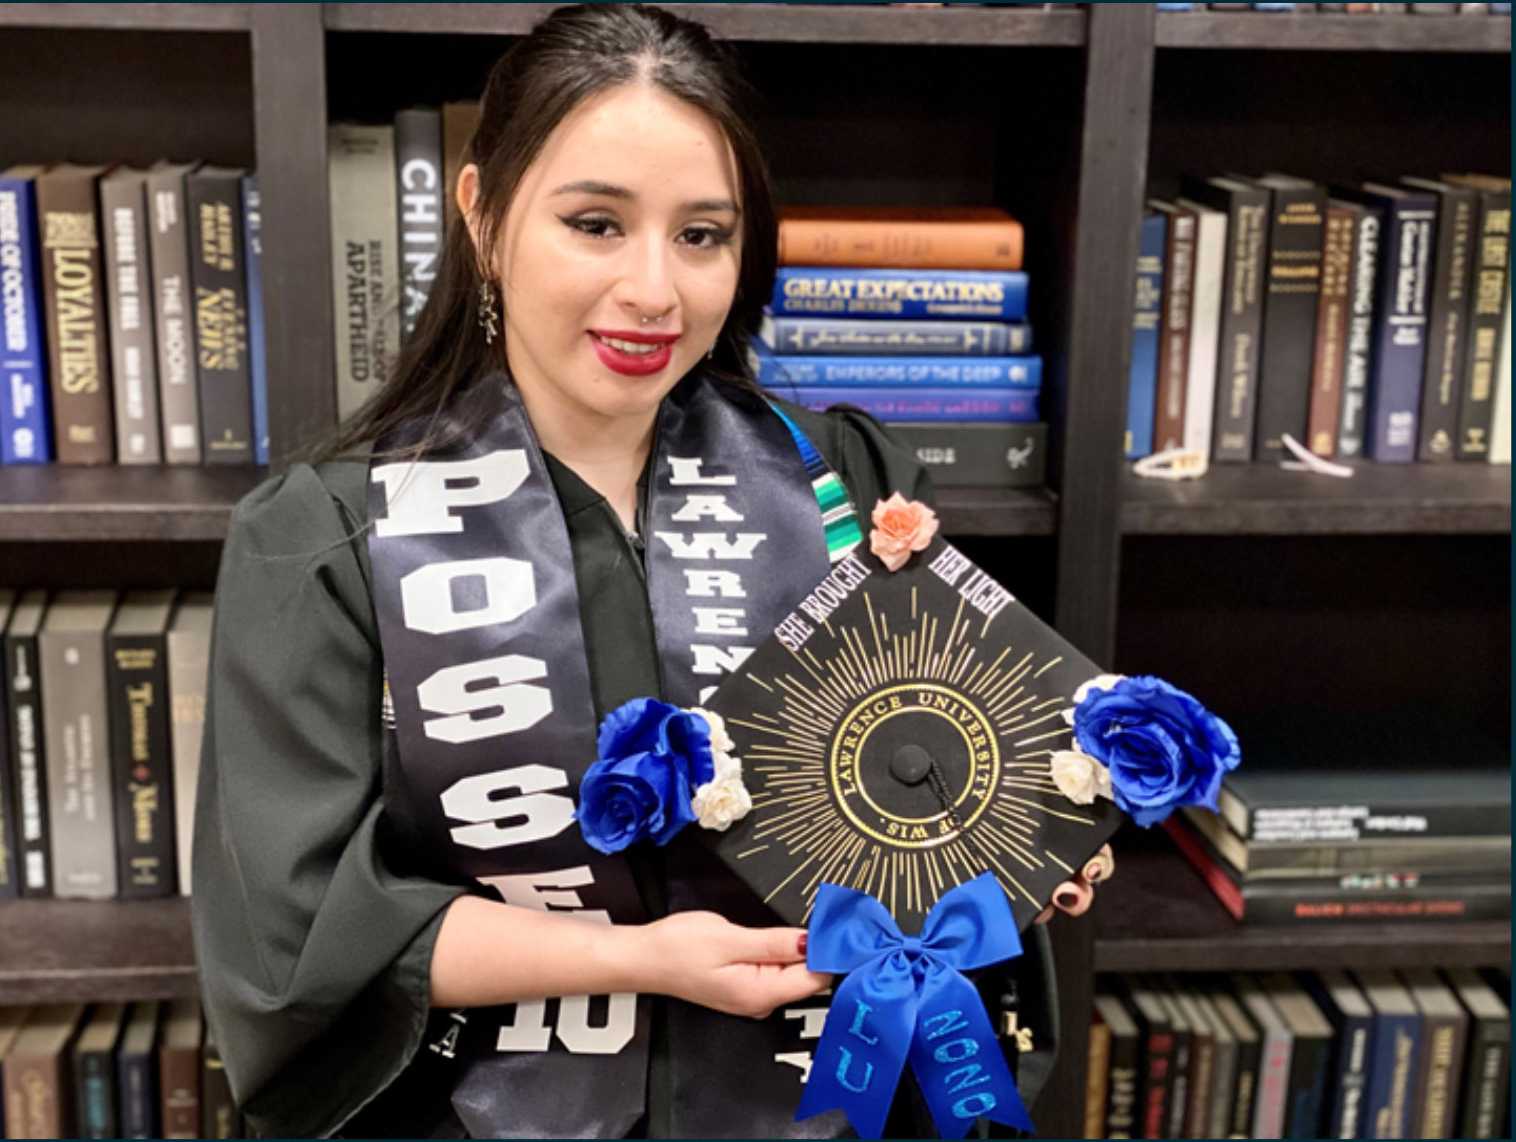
[550,179,740,215]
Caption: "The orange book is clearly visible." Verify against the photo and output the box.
[777,206,1024,270]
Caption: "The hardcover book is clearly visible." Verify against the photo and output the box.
[1126,210,1167,459]
[1209,985,1262,1138]
[1233,974,1293,1139]
[116,1001,161,1140]
[1149,201,1198,453]
[186,166,252,464]
[5,590,50,897]
[780,385,1038,422]
[1403,968,1469,1139]
[1355,968,1423,1139]
[1085,1004,1112,1138]
[1441,174,1511,459]
[0,591,15,898]
[1489,265,1511,464]
[753,349,1041,389]
[329,123,400,420]
[157,999,202,1140]
[395,107,445,342]
[72,1002,126,1140]
[777,206,1024,272]
[99,168,162,464]
[1306,202,1356,457]
[1123,977,1176,1139]
[242,174,269,466]
[200,1032,239,1139]
[145,161,202,464]
[1092,992,1141,1139]
[889,422,1047,488]
[759,315,1032,357]
[1191,990,1239,1140]
[0,166,53,463]
[1261,973,1334,1139]
[769,266,1028,322]
[1335,198,1382,457]
[167,594,213,897]
[1172,987,1216,1138]
[1444,966,1510,1139]
[1305,969,1374,1140]
[1177,200,1227,461]
[1156,983,1194,1139]
[35,163,115,464]
[2,1004,85,1140]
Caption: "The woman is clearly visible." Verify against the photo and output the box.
[192,6,1109,1138]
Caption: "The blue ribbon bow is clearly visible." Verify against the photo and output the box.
[795,873,1035,1139]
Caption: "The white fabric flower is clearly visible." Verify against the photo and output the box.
[690,707,735,755]
[1073,673,1127,706]
[1049,749,1113,806]
[692,771,753,831]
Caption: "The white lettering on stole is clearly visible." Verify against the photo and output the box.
[670,493,744,523]
[683,569,746,598]
[371,450,529,538]
[401,557,537,634]
[440,764,574,849]
[668,456,735,486]
[653,531,766,561]
[775,1006,832,1083]
[418,655,552,743]
[692,607,748,636]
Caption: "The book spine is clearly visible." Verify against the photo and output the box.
[168,613,211,897]
[108,631,177,899]
[1416,186,1477,460]
[1241,835,1511,878]
[201,1040,239,1138]
[242,175,269,466]
[0,672,14,898]
[0,177,54,463]
[1084,1018,1112,1139]
[1255,184,1327,460]
[187,172,252,464]
[1366,196,1436,461]
[75,1048,117,1139]
[1252,1026,1293,1138]
[761,316,1031,356]
[37,170,114,464]
[118,1045,157,1138]
[1338,206,1383,457]
[1489,266,1512,463]
[1327,1015,1372,1138]
[1184,208,1227,460]
[1140,1026,1174,1139]
[1365,1013,1420,1139]
[769,266,1029,321]
[41,625,117,898]
[160,1044,200,1139]
[1154,208,1197,452]
[779,386,1038,422]
[395,108,445,343]
[1211,186,1270,462]
[888,422,1047,488]
[6,628,50,896]
[1184,1017,1215,1138]
[1127,213,1166,460]
[101,176,163,464]
[777,215,1024,272]
[1246,799,1510,841]
[1458,1018,1511,1138]
[1414,1011,1467,1138]
[755,353,1041,388]
[4,1048,68,1138]
[329,123,401,420]
[1105,1025,1141,1138]
[1455,190,1512,458]
[1230,1029,1262,1137]
[1165,1020,1192,1139]
[1205,1030,1238,1139]
[1307,205,1355,456]
[1284,1033,1332,1139]
[1164,816,1246,919]
[147,169,201,463]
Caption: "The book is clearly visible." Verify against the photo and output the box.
[1178,200,1227,461]
[0,167,53,463]
[0,592,14,899]
[1305,969,1374,1140]
[1191,990,1239,1140]
[1127,210,1167,459]
[5,590,50,897]
[1180,175,1271,462]
[158,998,202,1139]
[72,1002,126,1139]
[1247,173,1328,461]
[1444,966,1510,1139]
[753,349,1041,389]
[167,594,213,897]
[200,1031,239,1138]
[100,167,162,464]
[242,174,269,466]
[1209,985,1263,1138]
[1403,968,1469,1139]
[1122,976,1175,1139]
[1356,968,1423,1139]
[35,163,115,464]
[1093,991,1142,1139]
[776,385,1038,422]
[1233,974,1293,1139]
[1172,986,1217,1138]
[1401,177,1478,461]
[186,166,252,464]
[888,422,1047,488]
[1336,198,1382,457]
[1489,264,1511,464]
[0,1006,30,1126]
[1261,973,1334,1139]
[1306,202,1356,457]
[759,314,1032,356]
[1157,981,1194,1138]
[1442,175,1511,459]
[116,1001,161,1140]
[1085,1002,1112,1138]
[39,590,119,900]
[776,205,1024,271]
[441,100,480,236]
[329,123,400,420]
[395,107,445,342]
[3,1004,84,1139]
[769,266,1029,321]
[1149,201,1198,453]
[146,161,202,464]
[107,591,179,899]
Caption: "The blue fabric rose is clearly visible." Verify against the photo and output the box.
[1072,675,1240,827]
[577,698,717,854]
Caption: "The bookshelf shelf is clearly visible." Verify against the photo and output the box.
[938,486,1058,536]
[0,898,197,1005]
[1155,10,1512,53]
[1120,463,1513,535]
[1093,831,1512,973]
[0,467,266,542]
[323,3,1088,45]
[0,4,250,31]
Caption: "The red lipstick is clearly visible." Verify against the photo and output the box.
[588,329,679,376]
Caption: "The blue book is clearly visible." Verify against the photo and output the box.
[1305,970,1375,1140]
[242,174,269,466]
[1127,211,1166,459]
[775,386,1038,423]
[1492,2,1509,11]
[770,266,1028,321]
[753,347,1041,390]
[1157,2,1197,8]
[1252,2,1300,8]
[1355,969,1423,1139]
[0,168,53,464]
[759,313,1031,356]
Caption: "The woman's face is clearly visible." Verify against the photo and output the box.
[483,82,744,433]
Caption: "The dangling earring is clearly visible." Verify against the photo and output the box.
[478,280,499,345]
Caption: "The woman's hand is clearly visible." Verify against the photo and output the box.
[1034,842,1115,924]
[636,911,830,1019]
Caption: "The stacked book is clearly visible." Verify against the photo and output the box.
[1087,968,1511,1139]
[752,206,1048,489]
[1127,172,1512,466]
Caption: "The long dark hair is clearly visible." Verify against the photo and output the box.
[313,4,777,462]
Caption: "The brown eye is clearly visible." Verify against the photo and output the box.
[562,214,620,239]
[680,225,733,249]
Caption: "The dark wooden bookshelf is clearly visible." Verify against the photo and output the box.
[938,486,1058,536]
[0,3,250,31]
[1121,463,1513,535]
[0,467,266,542]
[0,898,196,1005]
[1156,9,1511,52]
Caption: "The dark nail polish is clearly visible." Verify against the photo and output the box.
[798,933,808,955]
[1055,891,1079,910]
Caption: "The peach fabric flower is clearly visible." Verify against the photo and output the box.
[868,493,939,572]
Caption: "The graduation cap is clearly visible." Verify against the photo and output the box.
[699,534,1126,933]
